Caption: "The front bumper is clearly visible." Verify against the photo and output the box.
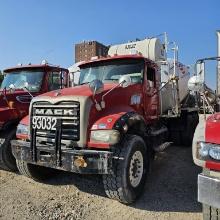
[198,173,220,208]
[11,140,113,174]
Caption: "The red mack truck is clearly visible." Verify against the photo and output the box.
[0,61,69,171]
[11,35,199,203]
[192,30,220,220]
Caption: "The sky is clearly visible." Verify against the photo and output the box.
[0,0,219,87]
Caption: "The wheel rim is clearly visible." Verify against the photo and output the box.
[129,150,144,188]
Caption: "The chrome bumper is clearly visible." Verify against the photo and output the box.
[198,173,220,208]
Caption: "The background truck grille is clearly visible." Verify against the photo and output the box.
[31,101,80,147]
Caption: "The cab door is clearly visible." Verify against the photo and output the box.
[143,66,159,122]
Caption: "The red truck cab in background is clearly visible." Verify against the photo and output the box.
[0,62,69,171]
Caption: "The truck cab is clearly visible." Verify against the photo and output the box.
[190,29,220,219]
[0,62,69,171]
[191,57,220,220]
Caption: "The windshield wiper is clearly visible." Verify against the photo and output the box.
[80,82,90,85]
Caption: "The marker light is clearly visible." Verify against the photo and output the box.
[41,59,48,65]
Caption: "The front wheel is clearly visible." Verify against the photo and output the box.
[203,204,220,220]
[0,129,17,171]
[103,134,149,204]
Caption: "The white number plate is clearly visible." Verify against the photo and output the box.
[32,116,57,130]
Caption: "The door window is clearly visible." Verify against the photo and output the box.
[147,67,155,88]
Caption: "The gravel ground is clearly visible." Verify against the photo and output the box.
[0,146,202,220]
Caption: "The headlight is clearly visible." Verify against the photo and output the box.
[90,130,120,144]
[209,147,220,160]
[16,124,29,136]
[198,141,220,161]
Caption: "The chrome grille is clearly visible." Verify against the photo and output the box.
[31,101,80,147]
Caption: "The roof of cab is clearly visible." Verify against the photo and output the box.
[3,64,68,73]
[78,54,156,68]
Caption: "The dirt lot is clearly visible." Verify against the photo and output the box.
[0,146,202,220]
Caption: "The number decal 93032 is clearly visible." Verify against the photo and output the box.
[32,116,57,130]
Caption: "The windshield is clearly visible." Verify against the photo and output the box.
[1,70,44,92]
[79,60,144,85]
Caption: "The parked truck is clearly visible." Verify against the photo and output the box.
[192,30,220,220]
[11,34,199,203]
[0,61,69,171]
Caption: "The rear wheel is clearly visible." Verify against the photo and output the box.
[102,134,149,204]
[0,129,17,171]
[203,204,220,220]
[16,160,56,181]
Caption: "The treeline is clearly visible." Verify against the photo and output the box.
[0,71,3,85]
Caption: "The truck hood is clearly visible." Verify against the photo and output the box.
[205,113,220,144]
[35,83,116,98]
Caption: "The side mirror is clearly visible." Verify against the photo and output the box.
[146,80,151,92]
[9,84,15,93]
[23,82,29,89]
[119,75,132,88]
[69,68,80,87]
[89,79,104,95]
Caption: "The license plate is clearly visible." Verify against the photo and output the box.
[32,116,57,130]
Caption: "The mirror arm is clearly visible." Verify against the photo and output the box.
[23,87,33,98]
[101,80,125,109]
[102,81,123,101]
[0,87,10,107]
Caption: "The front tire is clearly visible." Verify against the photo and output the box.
[16,160,56,181]
[0,129,17,171]
[203,204,220,220]
[103,134,149,204]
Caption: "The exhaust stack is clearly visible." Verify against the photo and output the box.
[217,30,220,94]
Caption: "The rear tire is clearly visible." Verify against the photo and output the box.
[0,129,17,171]
[203,204,220,220]
[103,134,149,204]
[16,160,56,181]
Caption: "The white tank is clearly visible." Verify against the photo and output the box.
[108,38,166,62]
[160,60,190,114]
